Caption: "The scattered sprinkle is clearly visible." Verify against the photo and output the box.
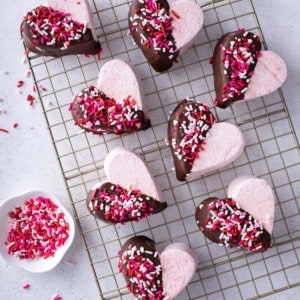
[17,80,24,88]
[0,128,9,133]
[23,283,30,289]
[13,123,18,128]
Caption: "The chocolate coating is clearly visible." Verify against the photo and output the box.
[21,6,101,57]
[87,182,167,224]
[212,30,261,108]
[195,197,271,252]
[128,0,179,72]
[71,86,151,136]
[118,236,163,299]
[167,99,215,181]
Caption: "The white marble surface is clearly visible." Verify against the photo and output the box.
[0,0,299,299]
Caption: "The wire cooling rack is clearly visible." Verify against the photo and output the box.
[26,0,300,299]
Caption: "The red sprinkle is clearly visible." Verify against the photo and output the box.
[52,295,62,300]
[0,128,9,133]
[13,123,18,128]
[26,94,35,106]
[17,80,24,88]
[5,196,70,260]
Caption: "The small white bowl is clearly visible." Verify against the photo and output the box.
[0,190,75,273]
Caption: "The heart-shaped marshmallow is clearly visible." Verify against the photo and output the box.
[21,1,101,57]
[118,236,197,299]
[227,175,275,234]
[129,0,204,72]
[195,176,275,252]
[87,147,166,224]
[70,59,151,136]
[212,29,287,108]
[167,99,245,181]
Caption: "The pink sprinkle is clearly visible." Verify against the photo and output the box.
[52,295,62,300]
[23,283,30,289]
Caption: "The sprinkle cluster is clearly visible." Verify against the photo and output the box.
[118,244,163,299]
[204,198,269,252]
[90,184,155,224]
[5,197,70,259]
[130,0,177,60]
[72,86,144,135]
[169,100,215,166]
[216,29,261,103]
[23,6,86,49]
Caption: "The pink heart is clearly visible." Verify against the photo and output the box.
[21,1,100,56]
[118,236,197,299]
[195,176,275,252]
[70,59,150,135]
[129,0,204,72]
[212,30,287,108]
[168,99,245,181]
[87,147,167,224]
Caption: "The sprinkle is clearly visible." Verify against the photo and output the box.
[97,48,103,61]
[23,283,30,289]
[17,80,24,88]
[52,294,62,300]
[0,128,9,133]
[26,94,35,106]
[13,123,18,128]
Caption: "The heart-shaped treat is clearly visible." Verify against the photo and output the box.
[212,29,287,108]
[195,176,275,252]
[70,59,151,136]
[118,236,197,299]
[21,0,101,57]
[167,99,245,181]
[129,0,204,72]
[87,147,167,224]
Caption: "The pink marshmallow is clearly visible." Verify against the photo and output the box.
[104,147,163,202]
[228,176,275,234]
[97,59,147,116]
[47,0,97,40]
[171,0,204,54]
[188,122,245,180]
[245,50,287,100]
[160,243,198,299]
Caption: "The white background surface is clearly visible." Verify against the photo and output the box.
[0,0,299,299]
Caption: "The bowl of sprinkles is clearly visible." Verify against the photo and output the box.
[0,190,75,272]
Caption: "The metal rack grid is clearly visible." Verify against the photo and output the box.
[26,0,300,299]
